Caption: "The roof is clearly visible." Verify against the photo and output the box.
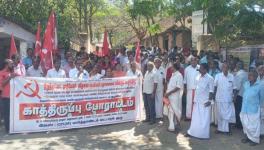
[0,16,35,34]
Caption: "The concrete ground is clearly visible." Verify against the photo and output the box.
[0,119,263,150]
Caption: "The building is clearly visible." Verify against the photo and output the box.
[0,16,35,69]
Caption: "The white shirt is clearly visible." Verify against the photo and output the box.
[26,66,43,77]
[89,73,102,80]
[46,68,66,78]
[167,71,183,96]
[126,69,142,77]
[234,70,248,96]
[143,70,155,94]
[184,65,200,90]
[154,67,165,92]
[14,63,26,76]
[69,68,89,79]
[194,73,214,103]
[215,72,237,102]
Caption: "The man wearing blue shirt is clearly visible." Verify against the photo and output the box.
[22,48,33,70]
[240,69,264,146]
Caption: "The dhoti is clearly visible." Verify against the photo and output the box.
[240,109,261,143]
[188,102,211,139]
[168,91,183,130]
[211,102,218,124]
[216,102,236,132]
[186,89,195,119]
[155,90,163,118]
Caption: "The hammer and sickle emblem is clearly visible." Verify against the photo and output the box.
[16,80,41,99]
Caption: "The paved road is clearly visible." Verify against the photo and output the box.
[0,119,263,150]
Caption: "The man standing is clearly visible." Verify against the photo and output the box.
[26,56,43,77]
[153,58,165,119]
[214,63,237,134]
[240,69,263,146]
[22,48,33,70]
[11,54,26,76]
[186,63,214,139]
[69,59,89,79]
[126,61,142,77]
[143,62,156,124]
[165,63,184,131]
[257,65,264,137]
[63,56,75,78]
[0,59,18,132]
[184,57,199,120]
[234,61,248,129]
[46,58,66,78]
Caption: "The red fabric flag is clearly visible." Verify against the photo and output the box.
[41,11,57,73]
[9,33,18,58]
[135,41,141,63]
[102,31,109,56]
[34,22,42,56]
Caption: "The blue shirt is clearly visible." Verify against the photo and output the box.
[241,81,264,114]
[22,57,32,69]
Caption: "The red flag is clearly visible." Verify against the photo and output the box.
[135,41,141,63]
[102,31,109,56]
[9,33,18,58]
[41,11,57,72]
[34,22,42,56]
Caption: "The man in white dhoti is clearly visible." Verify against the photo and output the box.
[214,63,237,134]
[186,63,214,139]
[240,69,264,146]
[165,63,183,131]
[184,57,199,120]
[257,65,264,137]
[153,58,165,119]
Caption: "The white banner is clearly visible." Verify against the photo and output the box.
[10,77,142,133]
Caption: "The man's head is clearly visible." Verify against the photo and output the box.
[190,57,198,67]
[236,61,244,71]
[128,54,134,62]
[4,59,14,72]
[54,59,61,71]
[147,62,154,72]
[222,62,229,74]
[105,68,113,78]
[26,48,33,57]
[257,65,264,77]
[248,69,258,83]
[175,55,181,64]
[32,56,41,69]
[154,58,162,69]
[11,54,20,66]
[172,62,180,72]
[67,56,74,66]
[75,59,83,71]
[199,63,208,75]
[130,61,137,72]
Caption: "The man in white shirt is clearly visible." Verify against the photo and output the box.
[186,63,214,139]
[89,65,103,80]
[184,57,200,120]
[257,65,264,136]
[143,62,156,124]
[153,58,165,119]
[234,61,248,129]
[126,62,142,77]
[63,56,75,78]
[165,63,184,131]
[46,58,66,78]
[69,59,89,79]
[214,63,237,134]
[26,56,43,77]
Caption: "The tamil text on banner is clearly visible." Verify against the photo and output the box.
[10,77,142,133]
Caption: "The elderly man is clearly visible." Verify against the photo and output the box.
[46,58,66,78]
[126,61,142,77]
[153,58,165,119]
[240,69,264,146]
[184,57,200,120]
[214,63,237,134]
[143,62,156,124]
[234,61,248,129]
[257,65,264,137]
[186,63,214,139]
[165,63,183,131]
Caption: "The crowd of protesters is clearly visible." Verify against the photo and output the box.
[0,45,263,146]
